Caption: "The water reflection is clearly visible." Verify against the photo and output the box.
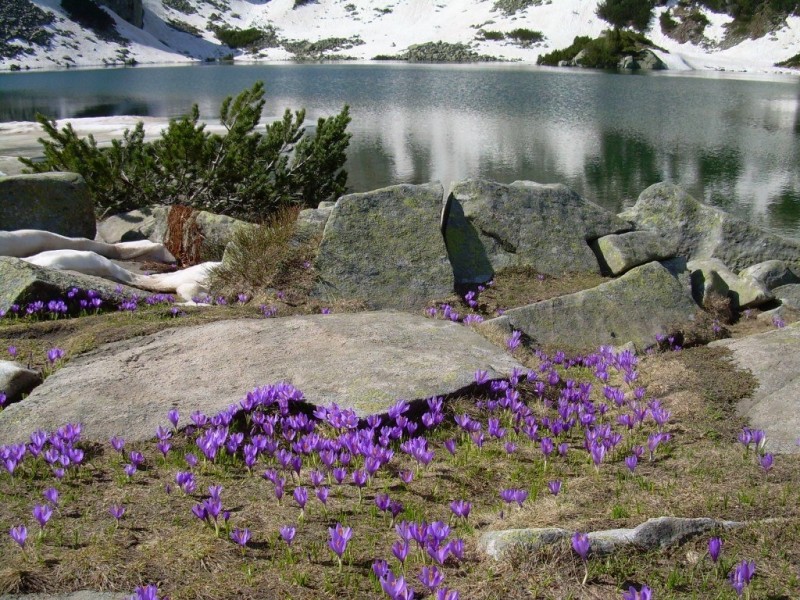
[0,64,798,237]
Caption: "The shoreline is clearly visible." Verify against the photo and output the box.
[2,56,799,82]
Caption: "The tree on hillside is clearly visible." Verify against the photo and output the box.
[596,0,655,32]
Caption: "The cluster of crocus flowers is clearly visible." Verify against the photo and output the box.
[0,288,109,322]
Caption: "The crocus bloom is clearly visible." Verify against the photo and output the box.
[33,504,52,529]
[328,523,353,569]
[572,532,590,561]
[760,453,774,471]
[109,504,126,522]
[230,527,251,553]
[709,537,722,563]
[547,480,562,496]
[625,455,638,473]
[43,487,59,506]
[9,524,26,549]
[392,539,410,564]
[280,525,296,546]
[110,436,125,453]
[729,559,756,597]
[419,565,444,593]
[167,409,180,428]
[622,585,653,600]
[450,499,471,520]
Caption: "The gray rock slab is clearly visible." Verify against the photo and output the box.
[295,202,335,243]
[772,284,800,310]
[593,231,674,275]
[480,517,730,560]
[478,261,696,352]
[0,173,96,239]
[0,360,42,404]
[0,312,523,443]
[313,183,454,310]
[96,205,167,244]
[711,323,800,453]
[688,258,773,309]
[444,179,630,283]
[0,256,147,314]
[739,260,800,291]
[620,183,800,272]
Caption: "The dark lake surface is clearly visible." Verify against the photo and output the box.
[1,63,799,237]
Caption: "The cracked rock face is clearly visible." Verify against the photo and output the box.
[443,179,630,284]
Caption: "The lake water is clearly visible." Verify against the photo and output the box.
[1,63,799,237]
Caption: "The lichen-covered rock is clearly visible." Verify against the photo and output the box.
[478,261,696,352]
[620,183,800,272]
[295,202,335,243]
[0,360,41,404]
[711,322,800,453]
[480,517,729,560]
[444,179,630,284]
[0,173,95,239]
[688,258,773,309]
[0,256,144,313]
[739,260,800,291]
[772,284,800,310]
[0,312,523,443]
[594,231,674,275]
[96,205,168,243]
[313,183,453,310]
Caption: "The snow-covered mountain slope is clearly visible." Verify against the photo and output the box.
[2,0,799,74]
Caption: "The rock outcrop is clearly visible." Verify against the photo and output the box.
[0,256,144,314]
[0,312,523,443]
[621,183,800,272]
[0,173,95,239]
[711,323,800,454]
[478,261,696,352]
[444,179,629,284]
[593,231,674,275]
[314,183,453,310]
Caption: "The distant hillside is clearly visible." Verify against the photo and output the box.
[1,0,799,73]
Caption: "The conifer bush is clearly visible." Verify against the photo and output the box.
[21,82,352,221]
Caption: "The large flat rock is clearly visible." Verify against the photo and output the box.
[313,183,453,310]
[478,261,697,352]
[711,323,800,454]
[0,312,522,443]
[444,179,630,283]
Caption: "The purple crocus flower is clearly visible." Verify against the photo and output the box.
[622,585,653,600]
[547,480,562,496]
[444,439,457,456]
[625,455,638,473]
[328,523,353,569]
[110,436,125,453]
[230,527,251,554]
[109,504,126,524]
[293,486,309,514]
[130,584,160,600]
[46,347,64,364]
[9,524,27,549]
[280,525,296,547]
[419,565,445,593]
[760,453,774,472]
[167,409,180,429]
[729,559,756,597]
[123,464,137,478]
[709,537,722,563]
[392,539,410,564]
[33,504,52,529]
[7,346,17,358]
[572,531,590,561]
[43,487,59,506]
[316,486,330,506]
[450,499,471,520]
[506,330,522,352]
[436,588,460,600]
